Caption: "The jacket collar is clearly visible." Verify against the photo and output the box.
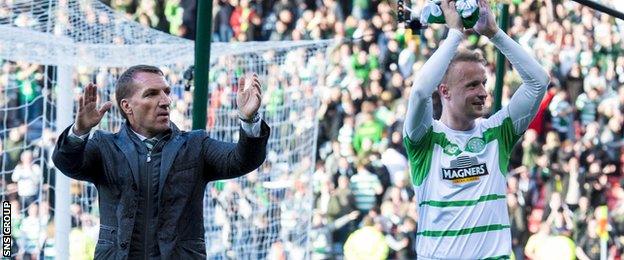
[113,122,184,189]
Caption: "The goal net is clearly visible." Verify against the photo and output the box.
[0,0,332,259]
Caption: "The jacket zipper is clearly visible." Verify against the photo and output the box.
[144,138,161,258]
[145,154,151,259]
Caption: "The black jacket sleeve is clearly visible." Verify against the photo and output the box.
[52,125,102,183]
[201,120,270,181]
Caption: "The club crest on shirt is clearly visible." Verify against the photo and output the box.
[465,137,486,153]
[442,156,489,184]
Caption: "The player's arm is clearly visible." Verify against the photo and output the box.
[201,121,269,181]
[202,74,269,181]
[474,0,549,134]
[492,30,549,135]
[403,0,464,143]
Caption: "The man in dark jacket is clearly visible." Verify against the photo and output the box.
[52,65,269,259]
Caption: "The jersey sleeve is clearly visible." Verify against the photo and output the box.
[403,125,459,186]
[403,29,463,143]
[489,29,550,135]
[483,109,522,174]
[403,127,435,186]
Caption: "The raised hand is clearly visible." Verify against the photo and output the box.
[473,0,499,38]
[236,74,262,120]
[441,0,463,31]
[74,83,112,135]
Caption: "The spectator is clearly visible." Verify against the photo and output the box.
[508,193,528,260]
[331,174,358,254]
[213,0,235,42]
[524,223,551,260]
[229,0,258,41]
[351,0,371,20]
[310,210,359,260]
[575,87,600,127]
[164,0,184,36]
[12,150,41,208]
[352,112,384,155]
[350,159,382,214]
[68,218,95,260]
[393,217,417,260]
[548,88,574,141]
[19,203,43,260]
[576,218,601,260]
[343,216,388,260]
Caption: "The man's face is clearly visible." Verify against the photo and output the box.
[442,61,488,120]
[122,72,171,137]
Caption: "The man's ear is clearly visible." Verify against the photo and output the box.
[120,99,132,117]
[438,84,451,100]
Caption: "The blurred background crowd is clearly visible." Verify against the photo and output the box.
[1,0,624,259]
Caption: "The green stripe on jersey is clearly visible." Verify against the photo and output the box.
[403,116,521,185]
[419,194,506,207]
[403,128,434,186]
[417,224,510,237]
[482,117,521,175]
[404,127,461,186]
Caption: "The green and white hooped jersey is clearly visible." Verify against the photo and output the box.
[403,109,520,260]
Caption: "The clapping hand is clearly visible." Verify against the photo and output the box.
[74,83,112,135]
[473,0,499,38]
[440,0,464,31]
[236,74,262,120]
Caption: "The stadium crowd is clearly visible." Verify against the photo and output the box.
[1,0,624,259]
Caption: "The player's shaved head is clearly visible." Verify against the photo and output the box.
[442,48,486,86]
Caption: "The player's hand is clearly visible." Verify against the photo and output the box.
[473,0,498,38]
[441,0,463,31]
[236,74,262,120]
[74,83,112,135]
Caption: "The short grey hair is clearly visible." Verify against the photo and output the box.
[115,65,164,119]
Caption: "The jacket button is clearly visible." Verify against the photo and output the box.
[120,242,128,249]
